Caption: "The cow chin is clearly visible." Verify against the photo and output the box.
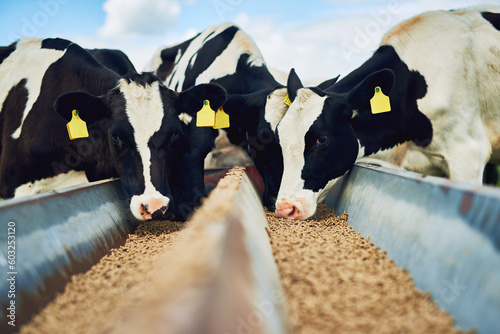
[130,192,170,221]
[275,192,318,220]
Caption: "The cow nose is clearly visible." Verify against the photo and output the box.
[139,198,169,221]
[275,202,301,220]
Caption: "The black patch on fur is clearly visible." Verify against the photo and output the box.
[328,45,432,155]
[121,71,159,87]
[158,34,198,82]
[482,12,500,31]
[287,68,304,102]
[181,26,239,90]
[301,96,359,192]
[87,48,136,76]
[41,38,72,51]
[0,41,16,66]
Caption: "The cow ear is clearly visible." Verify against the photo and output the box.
[316,75,340,90]
[221,93,261,144]
[54,91,110,123]
[287,68,303,102]
[347,69,395,111]
[178,83,228,117]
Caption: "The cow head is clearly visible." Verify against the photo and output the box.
[223,86,289,209]
[55,72,227,221]
[275,68,395,220]
[167,83,228,220]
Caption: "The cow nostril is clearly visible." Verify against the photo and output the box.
[289,206,297,217]
[160,206,168,214]
[143,204,149,211]
[139,204,152,220]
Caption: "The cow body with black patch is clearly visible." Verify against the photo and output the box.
[87,48,137,76]
[0,37,227,221]
[276,7,500,219]
[146,22,302,208]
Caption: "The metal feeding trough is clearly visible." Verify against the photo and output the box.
[0,179,136,332]
[324,163,500,333]
[0,163,499,333]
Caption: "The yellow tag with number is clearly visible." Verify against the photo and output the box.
[66,110,89,140]
[370,86,391,114]
[284,94,292,106]
[196,100,216,127]
[213,107,230,129]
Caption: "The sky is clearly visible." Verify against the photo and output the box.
[0,0,497,82]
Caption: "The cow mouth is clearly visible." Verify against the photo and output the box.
[139,204,168,221]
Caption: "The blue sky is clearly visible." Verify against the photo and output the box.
[1,0,497,81]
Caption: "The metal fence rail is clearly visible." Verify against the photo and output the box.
[324,163,500,333]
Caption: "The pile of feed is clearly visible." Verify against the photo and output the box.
[266,204,471,333]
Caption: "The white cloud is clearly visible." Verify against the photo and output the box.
[229,0,499,82]
[98,0,181,39]
[82,0,500,83]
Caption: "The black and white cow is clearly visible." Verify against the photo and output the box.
[146,22,310,209]
[275,8,500,219]
[0,37,227,221]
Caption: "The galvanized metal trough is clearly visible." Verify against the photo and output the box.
[0,167,280,333]
[0,179,136,332]
[1,162,500,333]
[324,163,500,333]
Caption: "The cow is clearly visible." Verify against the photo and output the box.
[146,22,325,209]
[0,37,227,221]
[275,7,500,220]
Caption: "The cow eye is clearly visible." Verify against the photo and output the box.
[111,135,122,145]
[267,94,272,100]
[315,135,328,147]
[170,131,181,144]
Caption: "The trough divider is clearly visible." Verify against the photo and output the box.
[119,167,291,334]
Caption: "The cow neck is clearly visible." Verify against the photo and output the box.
[327,45,432,156]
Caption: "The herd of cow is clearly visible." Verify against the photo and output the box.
[0,7,499,221]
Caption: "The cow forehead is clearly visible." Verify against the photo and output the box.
[118,79,166,139]
[278,88,327,144]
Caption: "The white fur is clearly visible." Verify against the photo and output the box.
[195,30,265,86]
[14,170,89,197]
[276,89,327,218]
[118,79,170,219]
[0,38,66,139]
[178,112,193,125]
[165,22,265,91]
[264,87,289,132]
[376,7,500,183]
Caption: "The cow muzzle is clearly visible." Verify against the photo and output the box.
[275,199,314,220]
[130,194,170,221]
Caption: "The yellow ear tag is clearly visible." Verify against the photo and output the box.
[66,110,89,140]
[196,100,216,127]
[370,86,391,114]
[284,94,292,107]
[213,107,230,129]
